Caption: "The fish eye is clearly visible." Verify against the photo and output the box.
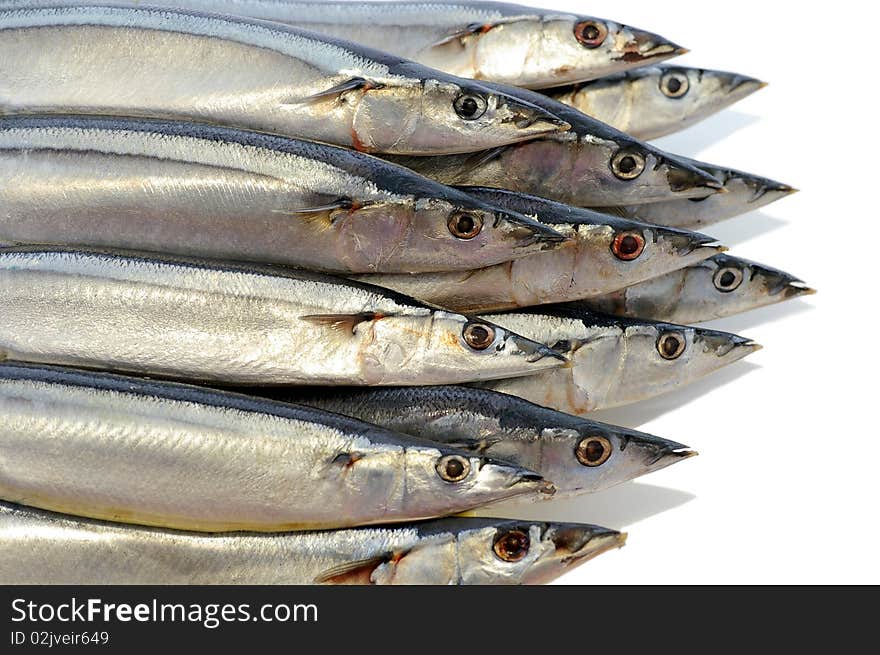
[436,455,471,482]
[660,71,690,98]
[611,150,646,180]
[453,93,488,120]
[493,529,530,562]
[462,322,496,350]
[657,331,687,360]
[713,267,744,292]
[448,211,484,239]
[611,231,645,260]
[576,436,613,467]
[574,20,608,48]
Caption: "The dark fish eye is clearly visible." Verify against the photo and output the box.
[436,455,471,482]
[611,150,646,180]
[453,93,488,120]
[713,267,744,292]
[611,231,645,260]
[660,71,690,98]
[657,331,687,360]
[576,436,613,467]
[462,322,496,350]
[448,211,484,239]
[575,20,608,48]
[493,529,530,562]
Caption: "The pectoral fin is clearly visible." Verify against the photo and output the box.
[300,312,386,334]
[314,553,397,585]
[295,77,385,103]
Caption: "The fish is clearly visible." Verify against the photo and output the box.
[0,246,567,385]
[475,305,761,414]
[262,385,697,499]
[0,4,568,155]
[387,83,724,207]
[355,187,726,312]
[582,254,816,324]
[0,1,685,89]
[0,504,625,585]
[547,65,766,140]
[0,115,567,274]
[0,363,553,532]
[603,159,798,229]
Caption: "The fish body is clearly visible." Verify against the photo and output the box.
[0,247,565,385]
[547,65,765,140]
[0,504,624,584]
[268,385,696,499]
[606,159,797,229]
[0,363,549,532]
[356,187,725,312]
[477,305,761,414]
[0,4,567,154]
[583,254,815,324]
[0,1,683,89]
[0,115,565,274]
[387,83,723,207]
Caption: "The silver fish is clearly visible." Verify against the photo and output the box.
[355,187,726,312]
[387,83,724,207]
[0,363,551,532]
[266,385,697,499]
[583,254,816,324]
[0,247,566,385]
[0,115,566,274]
[0,505,624,585]
[477,306,761,414]
[547,65,766,140]
[605,159,798,229]
[3,1,684,89]
[0,4,569,155]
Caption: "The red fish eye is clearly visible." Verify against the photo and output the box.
[611,231,645,260]
[448,212,484,239]
[493,529,530,562]
[575,20,608,48]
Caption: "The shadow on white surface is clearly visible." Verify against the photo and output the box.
[653,110,760,157]
[591,361,761,428]
[704,298,816,334]
[703,210,789,246]
[476,482,695,530]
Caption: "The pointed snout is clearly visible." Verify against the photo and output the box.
[666,228,728,258]
[497,210,570,251]
[484,459,557,497]
[618,26,687,65]
[513,335,571,365]
[698,329,763,361]
[548,523,627,563]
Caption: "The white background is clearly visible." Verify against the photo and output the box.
[459,0,879,583]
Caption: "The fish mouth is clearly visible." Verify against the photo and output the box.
[726,73,768,99]
[551,524,627,565]
[667,229,728,258]
[499,93,571,135]
[511,471,557,496]
[510,334,570,365]
[783,280,817,299]
[504,213,571,250]
[665,157,726,195]
[616,28,687,64]
[751,178,799,203]
[646,446,699,470]
[700,331,763,360]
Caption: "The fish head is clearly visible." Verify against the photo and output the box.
[417,13,682,88]
[532,422,696,497]
[574,134,725,205]
[569,215,725,293]
[398,445,553,518]
[357,74,568,154]
[402,190,568,270]
[571,317,762,409]
[610,66,765,138]
[448,519,625,584]
[664,254,815,321]
[361,312,567,384]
